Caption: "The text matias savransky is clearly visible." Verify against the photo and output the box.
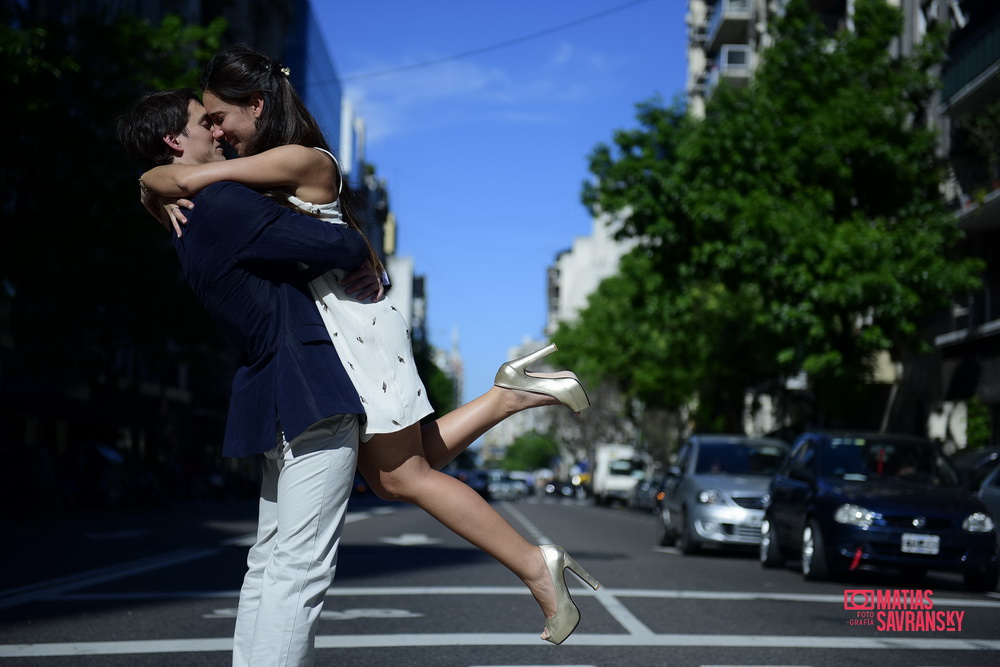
[843,589,965,632]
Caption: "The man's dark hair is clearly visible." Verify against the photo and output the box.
[117,89,200,169]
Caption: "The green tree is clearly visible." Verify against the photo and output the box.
[570,0,983,427]
[966,396,992,451]
[502,431,560,472]
[412,336,457,419]
[1,6,226,474]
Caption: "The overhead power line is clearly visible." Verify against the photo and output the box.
[340,0,656,81]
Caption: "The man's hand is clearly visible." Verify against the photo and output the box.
[341,261,385,303]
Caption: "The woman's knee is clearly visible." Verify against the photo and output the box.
[377,464,438,503]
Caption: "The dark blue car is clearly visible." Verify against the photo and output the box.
[761,431,998,591]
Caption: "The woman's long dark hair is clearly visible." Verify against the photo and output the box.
[200,44,384,278]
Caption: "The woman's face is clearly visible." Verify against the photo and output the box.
[202,90,261,156]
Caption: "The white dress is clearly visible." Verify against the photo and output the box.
[288,149,432,441]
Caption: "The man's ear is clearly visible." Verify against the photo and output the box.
[250,93,265,119]
[163,133,183,152]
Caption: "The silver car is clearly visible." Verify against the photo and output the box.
[657,435,788,553]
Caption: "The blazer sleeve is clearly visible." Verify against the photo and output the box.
[191,182,368,274]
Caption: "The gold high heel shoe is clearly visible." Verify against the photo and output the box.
[539,544,601,645]
[494,344,591,412]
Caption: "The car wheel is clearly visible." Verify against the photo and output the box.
[963,565,999,592]
[760,518,785,568]
[801,519,830,581]
[677,508,700,555]
[657,509,676,547]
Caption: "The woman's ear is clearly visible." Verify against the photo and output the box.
[250,93,265,119]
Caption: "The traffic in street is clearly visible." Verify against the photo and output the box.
[2,490,1000,666]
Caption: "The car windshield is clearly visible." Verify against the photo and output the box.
[694,442,786,475]
[821,436,959,486]
[609,458,646,478]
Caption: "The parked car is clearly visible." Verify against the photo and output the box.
[978,465,1000,536]
[485,471,527,501]
[761,431,999,591]
[950,446,1000,492]
[446,468,489,497]
[657,435,788,553]
[541,479,573,498]
[630,473,666,513]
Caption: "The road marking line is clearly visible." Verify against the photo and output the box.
[501,503,654,635]
[50,585,1000,610]
[594,585,656,636]
[3,633,1000,657]
[606,589,1000,608]
[0,548,218,611]
[503,503,551,544]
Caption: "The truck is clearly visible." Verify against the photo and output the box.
[590,443,650,506]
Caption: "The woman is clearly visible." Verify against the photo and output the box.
[141,44,598,645]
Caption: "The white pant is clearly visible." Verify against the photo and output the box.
[233,414,359,667]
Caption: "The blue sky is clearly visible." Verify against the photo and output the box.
[311,0,688,402]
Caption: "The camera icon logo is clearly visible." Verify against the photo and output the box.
[843,589,875,610]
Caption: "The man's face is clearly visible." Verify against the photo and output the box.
[174,100,225,165]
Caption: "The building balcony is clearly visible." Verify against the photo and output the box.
[935,268,1000,354]
[689,19,708,46]
[703,44,753,96]
[705,0,752,53]
[956,184,1000,232]
[942,11,1000,114]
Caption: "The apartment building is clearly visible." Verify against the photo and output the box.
[932,0,1000,446]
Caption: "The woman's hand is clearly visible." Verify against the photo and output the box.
[139,180,194,236]
[341,262,386,303]
[161,199,195,236]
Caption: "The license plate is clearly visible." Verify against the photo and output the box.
[901,533,940,555]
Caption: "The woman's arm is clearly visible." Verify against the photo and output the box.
[139,144,333,197]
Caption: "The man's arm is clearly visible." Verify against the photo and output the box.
[191,182,368,274]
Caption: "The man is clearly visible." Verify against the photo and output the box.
[118,89,375,666]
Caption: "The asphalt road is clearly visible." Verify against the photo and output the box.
[2,491,1000,666]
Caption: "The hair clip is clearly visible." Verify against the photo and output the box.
[280,66,290,77]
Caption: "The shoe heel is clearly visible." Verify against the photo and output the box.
[563,553,601,591]
[505,343,557,374]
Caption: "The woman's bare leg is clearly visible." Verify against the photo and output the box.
[358,424,557,638]
[420,385,561,470]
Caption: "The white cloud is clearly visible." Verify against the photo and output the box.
[343,41,627,142]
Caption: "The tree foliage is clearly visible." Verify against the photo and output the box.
[564,0,983,429]
[502,430,560,472]
[1,6,227,461]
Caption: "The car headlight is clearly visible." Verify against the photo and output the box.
[834,504,876,528]
[696,489,724,504]
[963,512,995,533]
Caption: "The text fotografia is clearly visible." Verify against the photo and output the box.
[843,589,965,632]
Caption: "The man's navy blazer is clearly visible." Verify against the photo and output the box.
[172,181,367,458]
